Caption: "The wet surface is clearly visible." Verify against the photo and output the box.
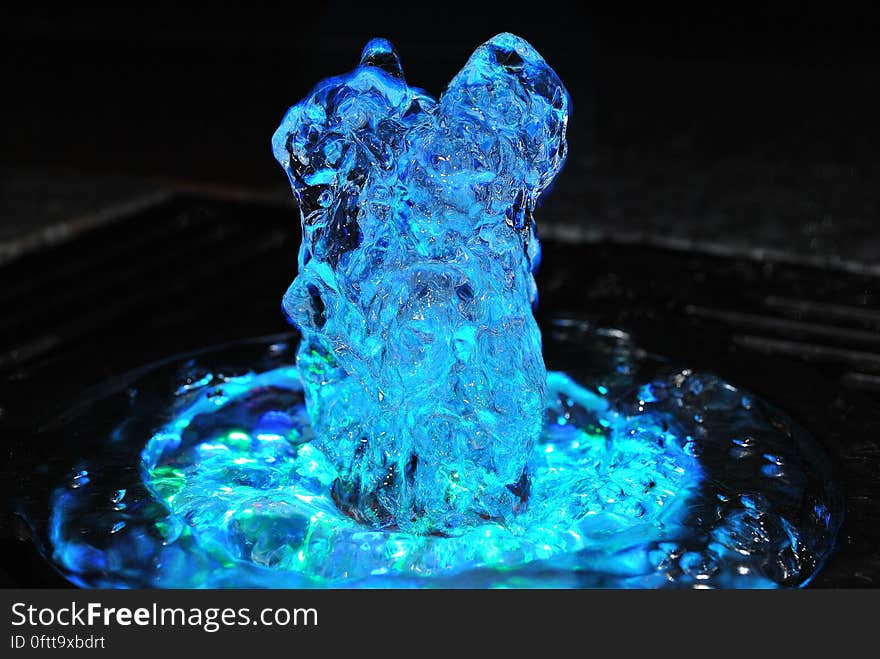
[1,197,877,587]
[24,329,841,588]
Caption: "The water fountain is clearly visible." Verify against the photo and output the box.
[30,34,843,588]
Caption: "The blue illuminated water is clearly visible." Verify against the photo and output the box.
[34,35,843,588]
[272,34,567,533]
[43,325,841,588]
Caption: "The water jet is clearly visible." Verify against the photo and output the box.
[22,35,843,588]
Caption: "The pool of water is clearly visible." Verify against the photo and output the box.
[29,321,842,588]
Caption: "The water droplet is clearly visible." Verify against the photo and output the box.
[680,550,720,579]
[70,470,90,489]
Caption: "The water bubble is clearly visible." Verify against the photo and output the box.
[680,550,721,580]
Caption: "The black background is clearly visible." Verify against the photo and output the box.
[2,3,880,590]
[3,4,879,261]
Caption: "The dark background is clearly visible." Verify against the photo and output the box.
[2,4,878,263]
[2,4,880,588]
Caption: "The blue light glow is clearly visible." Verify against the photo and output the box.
[40,36,842,589]
[45,328,842,588]
[50,362,704,587]
[272,34,568,533]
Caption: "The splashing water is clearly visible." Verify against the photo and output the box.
[273,34,567,533]
[44,327,840,588]
[34,35,842,588]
